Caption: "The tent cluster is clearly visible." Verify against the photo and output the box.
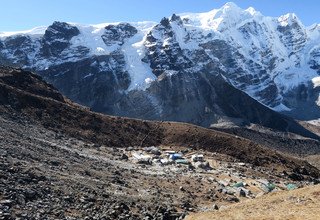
[129,147,211,170]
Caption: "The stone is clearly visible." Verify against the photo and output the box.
[239,189,246,197]
[194,161,209,169]
[226,196,240,203]
[212,204,219,210]
[223,188,236,195]
[16,194,26,205]
[50,160,60,166]
[24,189,37,201]
[0,200,13,207]
[288,173,304,181]
[63,196,74,203]
[0,149,7,156]
[120,154,129,160]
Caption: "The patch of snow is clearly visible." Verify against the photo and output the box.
[83,73,94,79]
[145,77,154,84]
[131,21,157,34]
[274,66,318,93]
[272,103,291,112]
[123,31,157,91]
[179,2,262,32]
[307,119,320,126]
[278,13,303,27]
[34,59,51,70]
[0,26,47,38]
[315,94,320,107]
[245,7,261,16]
[170,21,199,50]
[312,76,320,88]
[165,70,179,76]
[70,24,118,56]
[69,21,156,58]
[95,47,106,54]
[307,24,320,41]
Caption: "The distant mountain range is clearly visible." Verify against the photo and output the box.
[1,2,320,132]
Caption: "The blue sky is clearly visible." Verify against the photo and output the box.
[1,0,319,31]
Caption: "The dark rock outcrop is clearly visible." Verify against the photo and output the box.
[102,23,138,46]
[40,21,80,57]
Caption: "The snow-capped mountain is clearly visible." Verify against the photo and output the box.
[1,2,320,129]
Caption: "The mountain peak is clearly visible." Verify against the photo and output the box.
[221,2,241,10]
[278,13,303,27]
[218,2,263,18]
[245,6,262,16]
[178,2,262,31]
[220,2,261,16]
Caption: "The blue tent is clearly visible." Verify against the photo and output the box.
[170,153,183,160]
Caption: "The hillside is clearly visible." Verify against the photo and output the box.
[186,184,320,220]
[0,67,318,176]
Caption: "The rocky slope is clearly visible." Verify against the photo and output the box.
[0,67,319,220]
[1,3,320,129]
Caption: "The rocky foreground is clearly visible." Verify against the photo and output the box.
[0,67,320,219]
[1,112,319,220]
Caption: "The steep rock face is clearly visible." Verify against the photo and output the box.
[37,52,131,114]
[277,14,307,53]
[1,3,320,131]
[102,23,138,46]
[40,21,80,57]
[143,16,193,76]
[0,35,37,66]
[309,43,320,73]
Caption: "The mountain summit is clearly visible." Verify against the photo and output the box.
[1,3,320,127]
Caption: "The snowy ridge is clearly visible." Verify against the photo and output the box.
[70,24,119,56]
[0,26,47,38]
[173,3,320,111]
[1,2,320,118]
[72,21,156,57]
[179,2,263,32]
